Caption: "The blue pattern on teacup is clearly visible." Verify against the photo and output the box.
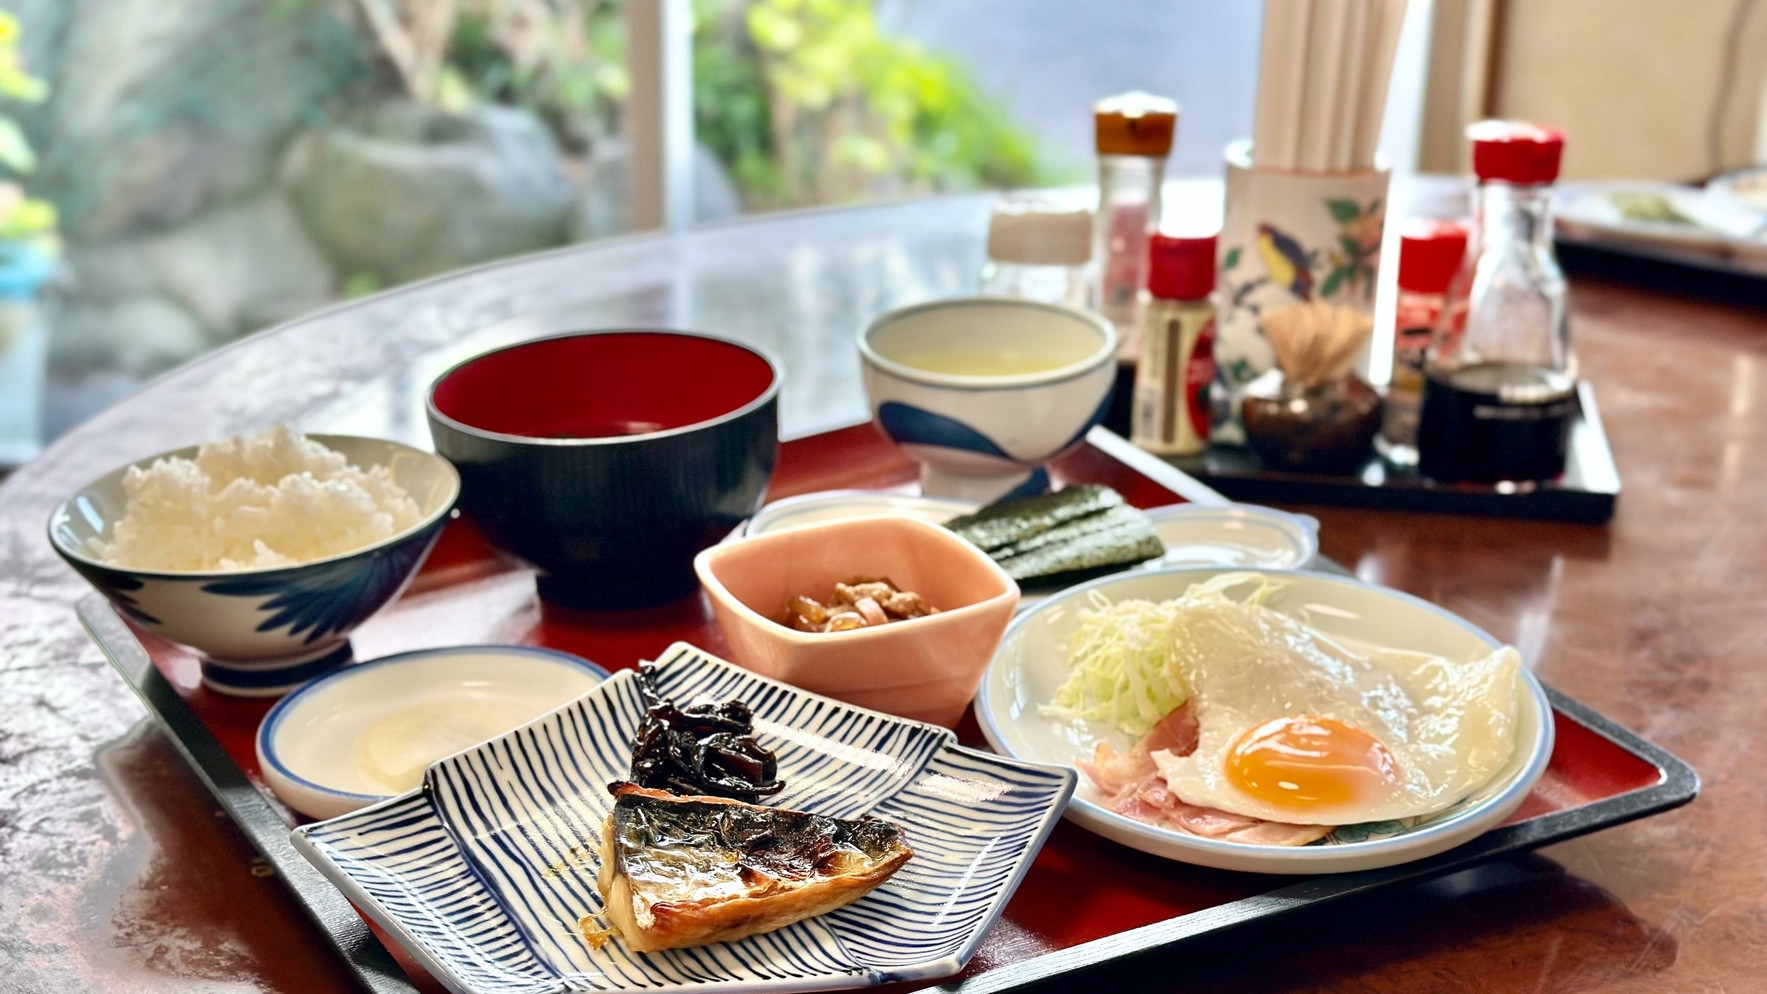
[876,401,1011,457]
[1054,388,1114,452]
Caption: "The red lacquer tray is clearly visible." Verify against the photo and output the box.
[78,423,1698,994]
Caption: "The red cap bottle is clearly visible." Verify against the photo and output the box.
[1147,233,1217,300]
[1396,219,1469,295]
[1468,120,1565,185]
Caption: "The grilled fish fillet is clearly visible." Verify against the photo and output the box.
[597,783,912,952]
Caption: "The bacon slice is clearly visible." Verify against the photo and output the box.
[1075,703,1200,795]
[1077,703,1330,848]
[1103,773,1330,846]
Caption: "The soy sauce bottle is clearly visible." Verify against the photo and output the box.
[1418,121,1579,484]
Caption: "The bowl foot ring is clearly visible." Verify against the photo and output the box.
[199,641,354,698]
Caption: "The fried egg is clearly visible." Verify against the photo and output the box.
[1148,582,1521,826]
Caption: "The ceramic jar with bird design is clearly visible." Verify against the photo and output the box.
[1213,138,1391,443]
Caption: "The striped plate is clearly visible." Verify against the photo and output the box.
[292,642,1076,994]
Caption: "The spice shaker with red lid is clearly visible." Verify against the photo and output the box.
[1093,91,1179,437]
[1132,233,1217,456]
[1381,218,1469,454]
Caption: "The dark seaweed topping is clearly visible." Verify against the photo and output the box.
[622,663,785,802]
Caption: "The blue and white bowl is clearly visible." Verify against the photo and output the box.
[294,642,1076,993]
[859,298,1116,503]
[48,435,459,697]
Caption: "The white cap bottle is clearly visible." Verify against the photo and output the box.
[980,196,1093,309]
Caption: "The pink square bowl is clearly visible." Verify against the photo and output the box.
[694,515,1020,728]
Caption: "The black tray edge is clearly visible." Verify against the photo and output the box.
[919,686,1699,994]
[78,595,420,994]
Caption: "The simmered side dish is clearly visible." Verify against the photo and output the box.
[779,579,938,633]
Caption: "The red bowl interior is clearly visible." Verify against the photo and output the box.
[431,332,776,439]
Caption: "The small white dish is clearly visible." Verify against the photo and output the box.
[1144,503,1318,569]
[293,643,1075,993]
[976,567,1553,875]
[747,493,1317,573]
[744,490,979,536]
[257,645,608,820]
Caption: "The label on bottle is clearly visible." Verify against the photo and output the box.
[1100,202,1150,350]
[1186,318,1215,440]
[1383,293,1466,449]
[1132,304,1215,456]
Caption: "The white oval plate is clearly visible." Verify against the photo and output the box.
[1556,180,1766,256]
[975,567,1553,874]
[748,492,1318,571]
[258,645,609,820]
[744,490,980,536]
[1144,503,1318,569]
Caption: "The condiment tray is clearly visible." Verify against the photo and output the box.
[77,421,1698,994]
[1184,383,1619,523]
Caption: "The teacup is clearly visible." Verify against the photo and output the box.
[858,298,1116,502]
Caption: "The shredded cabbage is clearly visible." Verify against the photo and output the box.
[1038,573,1280,735]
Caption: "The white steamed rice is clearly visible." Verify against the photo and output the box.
[94,426,423,571]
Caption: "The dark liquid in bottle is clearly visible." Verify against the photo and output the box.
[1417,362,1579,483]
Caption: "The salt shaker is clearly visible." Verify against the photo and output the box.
[1092,91,1178,434]
[980,196,1092,308]
[1418,121,1578,484]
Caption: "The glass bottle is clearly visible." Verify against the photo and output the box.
[1092,91,1178,435]
[1380,218,1469,457]
[1418,121,1579,484]
[979,195,1091,308]
[1132,233,1217,456]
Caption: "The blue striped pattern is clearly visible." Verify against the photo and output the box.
[295,793,558,993]
[294,643,1076,994]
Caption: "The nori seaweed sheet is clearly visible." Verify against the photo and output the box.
[946,485,1165,583]
[943,485,1121,553]
[993,511,1165,581]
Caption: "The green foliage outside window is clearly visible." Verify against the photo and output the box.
[695,0,1048,209]
[356,0,1048,213]
[0,11,55,248]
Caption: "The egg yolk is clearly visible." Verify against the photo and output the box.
[1225,715,1401,809]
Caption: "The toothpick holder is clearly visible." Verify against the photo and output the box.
[1214,139,1390,443]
